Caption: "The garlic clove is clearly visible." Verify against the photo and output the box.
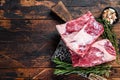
[110,19,114,24]
[101,7,119,24]
[109,8,115,13]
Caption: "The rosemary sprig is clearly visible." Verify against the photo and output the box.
[97,19,119,63]
[53,58,111,77]
[53,19,119,77]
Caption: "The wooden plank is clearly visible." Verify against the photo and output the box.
[67,6,102,19]
[1,0,120,19]
[69,0,118,7]
[0,7,120,32]
[1,0,118,9]
[0,19,60,32]
[0,68,54,80]
[109,60,120,68]
[0,31,60,43]
[65,0,120,7]
[0,19,60,68]
[68,6,120,19]
[1,6,120,22]
[113,23,120,39]
[0,41,58,68]
[0,0,71,19]
[108,68,120,79]
[0,6,52,19]
[70,0,100,7]
[0,19,59,43]
[109,78,120,80]
[0,67,120,80]
[0,0,54,19]
[2,0,110,8]
[0,54,25,68]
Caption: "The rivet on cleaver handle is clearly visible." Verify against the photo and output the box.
[51,1,73,22]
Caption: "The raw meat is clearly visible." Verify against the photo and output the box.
[56,11,104,57]
[66,11,94,33]
[70,39,116,67]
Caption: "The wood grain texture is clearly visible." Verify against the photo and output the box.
[0,68,120,80]
[0,19,60,68]
[0,68,89,80]
[0,68,54,80]
[0,47,54,68]
[51,1,73,22]
[0,0,120,80]
[0,19,59,32]
[0,0,120,20]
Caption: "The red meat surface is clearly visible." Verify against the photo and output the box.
[56,11,104,57]
[70,39,116,67]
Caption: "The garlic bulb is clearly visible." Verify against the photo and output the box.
[102,7,118,24]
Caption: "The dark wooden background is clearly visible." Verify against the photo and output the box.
[0,0,120,80]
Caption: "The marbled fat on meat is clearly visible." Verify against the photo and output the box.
[70,39,116,67]
[56,11,104,57]
[66,11,93,33]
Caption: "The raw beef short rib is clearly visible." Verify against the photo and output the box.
[70,39,116,67]
[56,11,104,57]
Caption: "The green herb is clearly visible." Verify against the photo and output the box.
[53,58,111,77]
[97,19,119,63]
[53,18,119,77]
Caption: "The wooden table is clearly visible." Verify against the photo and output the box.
[0,0,120,80]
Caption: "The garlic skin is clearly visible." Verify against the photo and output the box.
[102,8,117,24]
